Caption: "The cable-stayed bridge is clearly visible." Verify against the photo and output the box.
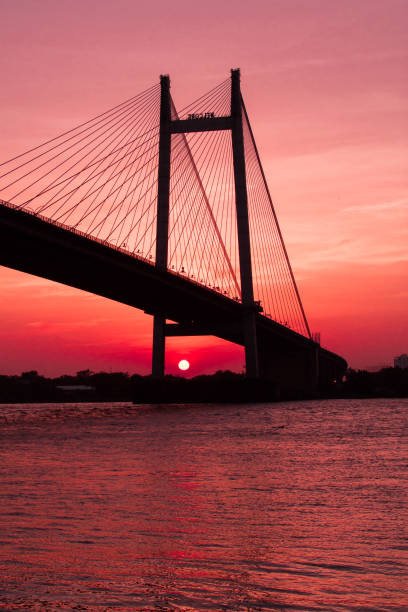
[0,70,346,393]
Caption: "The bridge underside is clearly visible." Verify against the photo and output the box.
[0,204,347,394]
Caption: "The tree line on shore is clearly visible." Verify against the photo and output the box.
[0,366,407,403]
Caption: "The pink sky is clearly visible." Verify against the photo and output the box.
[0,0,407,375]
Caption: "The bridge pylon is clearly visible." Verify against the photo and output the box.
[230,69,259,378]
[151,69,260,379]
[152,75,171,379]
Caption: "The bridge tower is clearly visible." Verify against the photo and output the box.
[152,69,260,379]
[152,75,171,379]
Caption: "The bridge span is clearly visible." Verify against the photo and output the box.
[0,200,346,394]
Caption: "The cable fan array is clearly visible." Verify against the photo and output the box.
[0,74,310,338]
[242,99,311,337]
[0,85,161,257]
[172,79,310,336]
[0,78,240,297]
[167,79,241,299]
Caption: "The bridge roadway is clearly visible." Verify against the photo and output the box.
[0,201,347,392]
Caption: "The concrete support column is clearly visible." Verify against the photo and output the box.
[152,75,171,378]
[152,315,166,378]
[243,308,259,378]
[314,344,320,391]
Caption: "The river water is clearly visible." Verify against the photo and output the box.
[0,398,407,611]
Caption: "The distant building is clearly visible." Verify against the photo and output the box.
[394,354,408,369]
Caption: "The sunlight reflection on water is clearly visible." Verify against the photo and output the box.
[0,398,407,610]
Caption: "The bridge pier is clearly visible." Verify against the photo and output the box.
[259,343,320,396]
[258,340,347,397]
[243,310,260,378]
[152,315,166,378]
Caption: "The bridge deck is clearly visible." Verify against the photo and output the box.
[0,202,347,383]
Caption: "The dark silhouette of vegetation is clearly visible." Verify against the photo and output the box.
[340,367,408,398]
[0,369,277,403]
[0,366,406,403]
[133,371,279,403]
[0,369,133,403]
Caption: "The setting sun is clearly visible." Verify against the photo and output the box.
[178,359,190,371]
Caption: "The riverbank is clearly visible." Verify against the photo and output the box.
[0,367,407,403]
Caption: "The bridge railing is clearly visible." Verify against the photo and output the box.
[0,197,244,306]
[1,197,304,329]
[1,198,308,331]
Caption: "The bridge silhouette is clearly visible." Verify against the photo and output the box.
[0,69,346,393]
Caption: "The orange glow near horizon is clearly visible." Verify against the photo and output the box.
[0,0,407,376]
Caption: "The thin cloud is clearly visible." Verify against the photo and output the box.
[343,198,408,214]
[25,318,113,331]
